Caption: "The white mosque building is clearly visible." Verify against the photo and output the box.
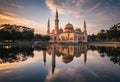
[47,10,87,42]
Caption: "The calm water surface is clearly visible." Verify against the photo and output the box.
[0,44,120,82]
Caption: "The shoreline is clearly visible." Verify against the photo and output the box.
[0,41,120,47]
[88,42,120,47]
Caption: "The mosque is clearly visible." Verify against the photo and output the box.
[47,10,87,42]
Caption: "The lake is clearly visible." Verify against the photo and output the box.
[0,44,120,82]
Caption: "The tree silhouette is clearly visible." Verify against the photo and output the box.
[0,24,34,41]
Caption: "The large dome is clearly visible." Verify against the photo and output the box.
[64,23,74,32]
[62,56,73,64]
[64,23,73,30]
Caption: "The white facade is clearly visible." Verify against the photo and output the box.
[47,10,87,43]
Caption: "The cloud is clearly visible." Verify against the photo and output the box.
[86,2,101,14]
[11,3,24,9]
[45,68,61,82]
[45,0,120,20]
[0,12,16,17]
[0,12,44,34]
[45,0,101,18]
[45,0,82,18]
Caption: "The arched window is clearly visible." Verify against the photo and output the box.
[54,37,56,40]
[75,36,77,40]
[83,37,85,40]
[50,37,52,40]
[78,37,80,40]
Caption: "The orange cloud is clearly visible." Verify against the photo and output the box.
[0,12,46,34]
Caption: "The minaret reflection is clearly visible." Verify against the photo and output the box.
[84,52,87,64]
[43,50,46,67]
[52,46,56,74]
[43,44,88,74]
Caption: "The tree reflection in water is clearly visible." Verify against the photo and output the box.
[0,45,47,64]
[0,46,34,63]
[89,46,120,66]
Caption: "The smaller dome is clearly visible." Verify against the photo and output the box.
[59,28,63,31]
[59,28,63,33]
[51,29,55,34]
[64,23,73,30]
[75,28,81,32]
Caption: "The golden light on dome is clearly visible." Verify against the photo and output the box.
[62,56,73,64]
[64,23,74,30]
[64,23,75,33]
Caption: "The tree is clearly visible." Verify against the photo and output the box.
[0,24,51,42]
[0,24,34,41]
[34,34,42,41]
[97,30,106,41]
[96,23,120,42]
[106,23,120,41]
[88,34,97,41]
[42,35,50,41]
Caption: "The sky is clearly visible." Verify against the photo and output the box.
[0,0,120,34]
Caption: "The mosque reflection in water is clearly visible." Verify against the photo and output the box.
[41,44,120,73]
[43,44,88,74]
[0,44,120,72]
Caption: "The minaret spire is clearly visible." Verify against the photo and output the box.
[56,9,58,18]
[84,20,87,34]
[55,9,59,34]
[47,18,50,34]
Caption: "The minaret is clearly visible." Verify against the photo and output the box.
[55,9,59,34]
[84,20,87,34]
[47,19,50,34]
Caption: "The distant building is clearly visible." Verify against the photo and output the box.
[47,10,87,42]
